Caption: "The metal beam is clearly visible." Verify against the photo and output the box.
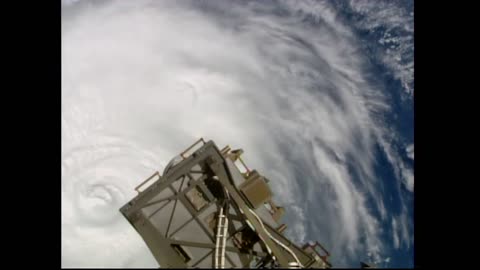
[165,177,186,237]
[141,194,177,209]
[147,200,171,219]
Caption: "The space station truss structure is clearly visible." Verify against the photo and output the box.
[120,138,332,268]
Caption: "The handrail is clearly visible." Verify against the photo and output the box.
[134,171,160,193]
[237,156,251,176]
[136,138,206,193]
[180,138,206,159]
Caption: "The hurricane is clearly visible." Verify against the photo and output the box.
[62,0,414,267]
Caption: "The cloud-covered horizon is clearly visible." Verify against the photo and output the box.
[62,0,413,267]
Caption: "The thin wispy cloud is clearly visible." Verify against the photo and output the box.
[406,144,414,160]
[346,0,414,97]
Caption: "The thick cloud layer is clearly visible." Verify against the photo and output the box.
[62,0,413,267]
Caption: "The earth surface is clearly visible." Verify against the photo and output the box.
[61,0,414,268]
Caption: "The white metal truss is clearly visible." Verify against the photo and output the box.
[214,207,229,269]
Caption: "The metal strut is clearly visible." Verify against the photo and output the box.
[214,207,229,269]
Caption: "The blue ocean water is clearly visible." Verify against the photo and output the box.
[333,1,414,267]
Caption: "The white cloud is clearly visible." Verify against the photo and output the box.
[406,144,414,160]
[62,0,79,5]
[287,205,307,244]
[391,210,413,251]
[376,129,414,192]
[62,0,412,267]
[399,209,412,249]
[348,0,414,97]
[392,218,400,249]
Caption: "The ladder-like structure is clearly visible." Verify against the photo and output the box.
[214,207,229,269]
